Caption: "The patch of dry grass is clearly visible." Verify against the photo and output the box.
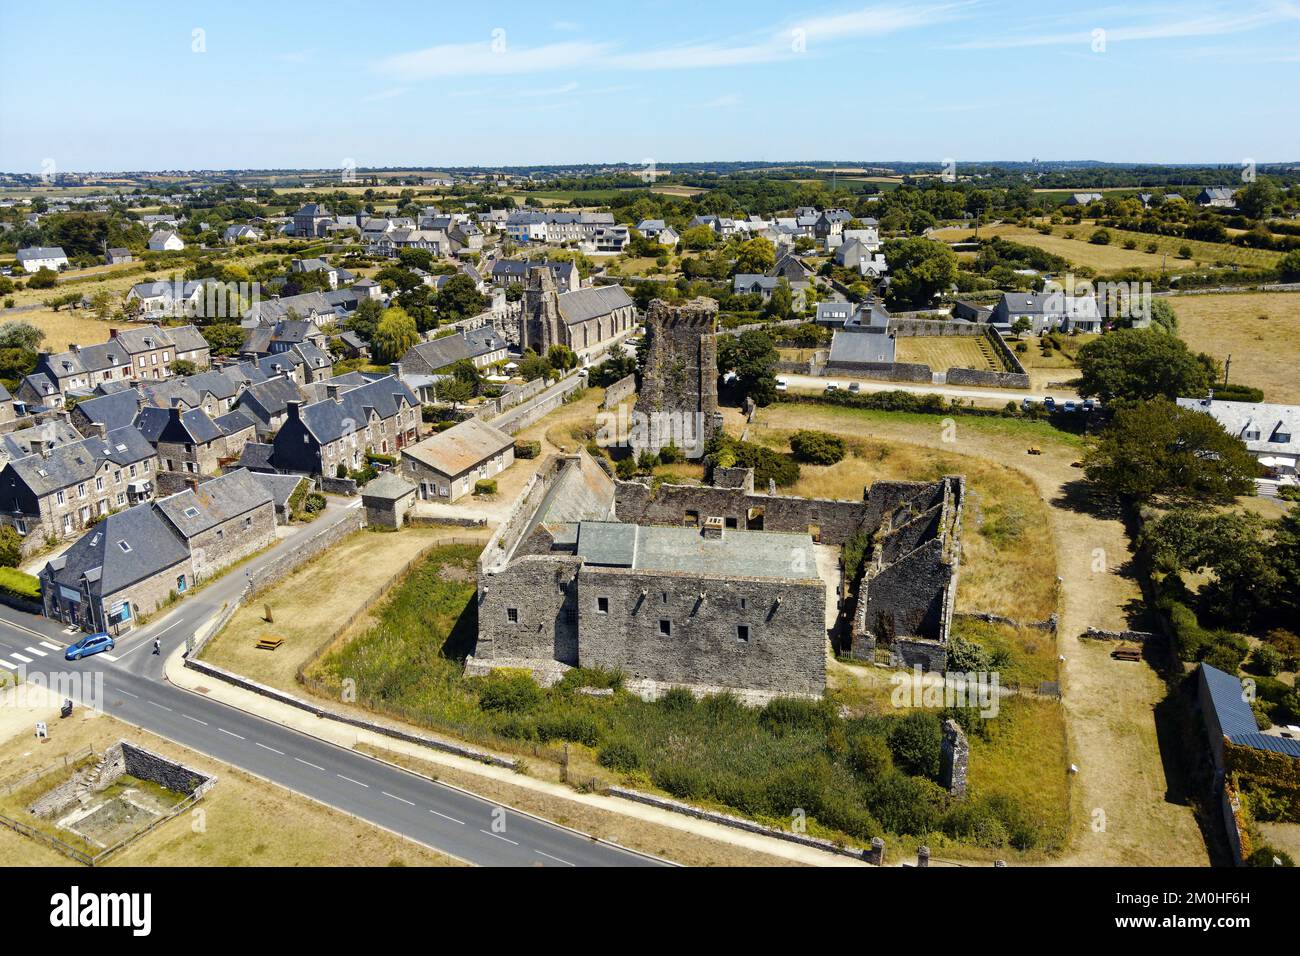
[1170,292,1300,403]
[896,335,1001,372]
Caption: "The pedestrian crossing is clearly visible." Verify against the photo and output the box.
[0,640,64,670]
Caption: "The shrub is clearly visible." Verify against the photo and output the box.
[758,696,838,737]
[1250,644,1283,677]
[535,709,599,746]
[473,479,497,496]
[1090,229,1112,245]
[1245,846,1295,866]
[0,567,40,601]
[887,711,943,779]
[789,429,847,465]
[304,492,327,514]
[476,673,542,713]
[658,442,683,465]
[0,525,20,568]
[514,440,541,459]
[597,740,642,772]
[848,732,894,778]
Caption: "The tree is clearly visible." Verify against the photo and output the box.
[200,323,245,358]
[1148,297,1178,334]
[763,278,793,320]
[1236,178,1280,219]
[345,298,383,344]
[1076,328,1213,403]
[436,376,473,408]
[0,525,21,568]
[26,268,59,289]
[371,306,419,363]
[1278,249,1300,282]
[1011,316,1032,338]
[171,359,198,377]
[518,349,552,382]
[717,329,779,407]
[790,430,847,465]
[546,344,577,372]
[680,225,716,250]
[1089,228,1112,245]
[733,237,776,275]
[0,320,45,351]
[1084,398,1260,504]
[434,273,487,324]
[881,237,958,310]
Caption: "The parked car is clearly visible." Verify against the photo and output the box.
[1082,399,1096,413]
[825,383,839,393]
[1043,396,1056,410]
[65,633,115,661]
[1021,397,1037,410]
[775,377,788,392]
[1063,400,1077,413]
[848,382,861,393]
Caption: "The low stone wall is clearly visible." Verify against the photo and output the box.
[945,367,1031,389]
[406,514,488,528]
[1082,627,1160,643]
[606,786,879,863]
[320,475,358,496]
[492,377,585,435]
[889,318,985,337]
[182,657,515,768]
[111,741,213,797]
[601,373,636,409]
[246,508,365,602]
[823,361,932,383]
[956,610,1058,633]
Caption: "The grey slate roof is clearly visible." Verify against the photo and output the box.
[297,375,416,445]
[247,471,304,510]
[134,405,224,445]
[828,328,896,365]
[556,285,634,326]
[1,421,83,460]
[576,521,820,580]
[155,468,272,539]
[17,246,67,262]
[44,503,190,597]
[361,470,417,501]
[1201,663,1300,758]
[5,426,155,498]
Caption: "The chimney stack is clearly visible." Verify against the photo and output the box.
[109,328,119,339]
[286,400,302,420]
[30,438,45,457]
[186,478,198,494]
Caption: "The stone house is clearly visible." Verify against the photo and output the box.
[401,417,514,501]
[0,426,158,545]
[272,375,419,476]
[361,471,418,528]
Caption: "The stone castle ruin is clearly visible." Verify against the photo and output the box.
[629,297,722,460]
[473,449,963,697]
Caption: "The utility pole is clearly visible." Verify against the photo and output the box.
[1223,353,1231,386]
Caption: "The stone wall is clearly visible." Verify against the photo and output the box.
[188,499,277,583]
[117,741,213,796]
[631,298,720,458]
[889,318,986,337]
[601,373,636,409]
[576,565,827,695]
[491,376,584,435]
[476,555,581,664]
[246,507,364,600]
[945,367,1031,389]
[823,360,933,382]
[939,718,969,798]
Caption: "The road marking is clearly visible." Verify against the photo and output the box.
[429,809,465,825]
[337,774,369,788]
[23,646,46,657]
[217,727,246,740]
[39,642,61,651]
[479,829,519,846]
[0,660,14,670]
[181,713,207,725]
[0,619,49,639]
[295,757,325,771]
[146,700,172,711]
[382,791,415,806]
[10,653,31,663]
[536,850,574,866]
[116,688,139,699]
[98,653,119,661]
[255,742,285,755]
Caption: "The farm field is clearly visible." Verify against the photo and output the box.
[896,335,1001,372]
[16,306,146,350]
[1169,291,1300,403]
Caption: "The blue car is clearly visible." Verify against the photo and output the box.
[65,633,114,661]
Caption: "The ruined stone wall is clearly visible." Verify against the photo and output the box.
[476,555,580,664]
[858,538,952,647]
[823,361,932,382]
[945,367,1031,389]
[576,566,826,695]
[601,373,636,409]
[120,742,212,795]
[631,298,720,458]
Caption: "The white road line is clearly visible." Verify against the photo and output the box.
[116,689,139,699]
[146,700,172,711]
[536,850,574,866]
[255,742,285,755]
[23,646,47,657]
[0,660,15,670]
[479,829,519,846]
[295,757,325,771]
[39,642,61,651]
[382,791,415,806]
[181,714,207,725]
[429,809,465,825]
[217,727,246,740]
[10,653,31,664]
[98,653,119,661]
[337,774,369,788]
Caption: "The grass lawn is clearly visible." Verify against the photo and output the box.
[1169,291,1300,403]
[200,525,478,693]
[16,307,147,350]
[896,335,1002,372]
[0,704,460,866]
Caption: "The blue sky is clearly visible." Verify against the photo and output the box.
[2,0,1297,171]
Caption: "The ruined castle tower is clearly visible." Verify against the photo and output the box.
[630,297,722,459]
[521,266,563,354]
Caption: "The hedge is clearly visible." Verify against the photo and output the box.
[474,479,497,496]
[514,440,541,459]
[0,567,41,601]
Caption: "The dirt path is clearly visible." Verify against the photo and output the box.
[753,405,1209,865]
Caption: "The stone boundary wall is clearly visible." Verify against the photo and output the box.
[985,324,1027,375]
[104,741,214,797]
[889,318,985,337]
[478,456,564,573]
[606,786,879,864]
[320,475,359,496]
[601,373,636,409]
[945,367,1031,389]
[182,657,515,768]
[1082,626,1160,643]
[717,317,804,338]
[491,377,584,435]
[406,514,488,529]
[956,610,1058,633]
[823,361,933,383]
[1222,784,1247,866]
[247,508,364,601]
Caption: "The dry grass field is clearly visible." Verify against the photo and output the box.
[1169,291,1300,403]
[896,335,1001,372]
[17,307,146,349]
[0,698,459,866]
[200,525,478,692]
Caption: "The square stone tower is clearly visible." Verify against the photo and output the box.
[631,297,721,459]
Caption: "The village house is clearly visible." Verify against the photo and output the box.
[134,402,253,485]
[988,290,1102,334]
[1176,396,1298,485]
[0,426,158,545]
[292,203,332,238]
[271,375,419,476]
[16,246,69,272]
[105,247,133,265]
[147,229,185,252]
[401,417,515,502]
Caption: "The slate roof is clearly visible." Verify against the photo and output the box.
[1201,663,1300,758]
[575,521,820,580]
[402,418,513,477]
[1174,398,1299,457]
[297,375,417,445]
[71,389,142,433]
[237,442,276,472]
[155,468,272,539]
[401,335,473,375]
[828,328,897,365]
[361,470,417,501]
[556,285,634,326]
[17,246,67,262]
[39,340,131,379]
[215,408,258,436]
[234,375,303,427]
[43,504,190,597]
[998,291,1100,320]
[134,405,224,445]
[246,471,304,509]
[5,426,155,498]
[1,421,83,461]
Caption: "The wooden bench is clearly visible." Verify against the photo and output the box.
[255,636,284,651]
[1111,645,1142,661]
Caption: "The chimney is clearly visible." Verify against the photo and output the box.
[69,343,80,353]
[186,478,198,494]
[286,400,302,420]
[389,363,401,377]
[109,328,119,339]
[325,383,340,401]
[31,438,45,457]
[701,516,725,540]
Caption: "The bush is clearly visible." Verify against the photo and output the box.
[789,429,847,465]
[848,732,894,778]
[535,709,599,746]
[304,492,327,514]
[473,479,497,496]
[887,711,943,779]
[597,740,642,773]
[1245,846,1295,866]
[1250,644,1284,677]
[514,440,541,460]
[758,696,837,737]
[476,673,542,713]
[0,525,21,568]
[0,567,40,601]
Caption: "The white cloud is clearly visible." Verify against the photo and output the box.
[376,40,612,80]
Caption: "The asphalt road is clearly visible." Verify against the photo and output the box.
[0,502,664,868]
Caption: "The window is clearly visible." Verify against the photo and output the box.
[684,509,699,526]
[659,619,672,636]
[176,575,187,593]
[117,540,132,553]
[737,625,750,642]
[506,608,518,623]
[56,490,65,505]
[244,516,252,528]
[597,596,609,614]
[95,476,103,492]
[661,592,668,604]
[740,597,748,611]
[77,483,86,498]
[184,506,200,519]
